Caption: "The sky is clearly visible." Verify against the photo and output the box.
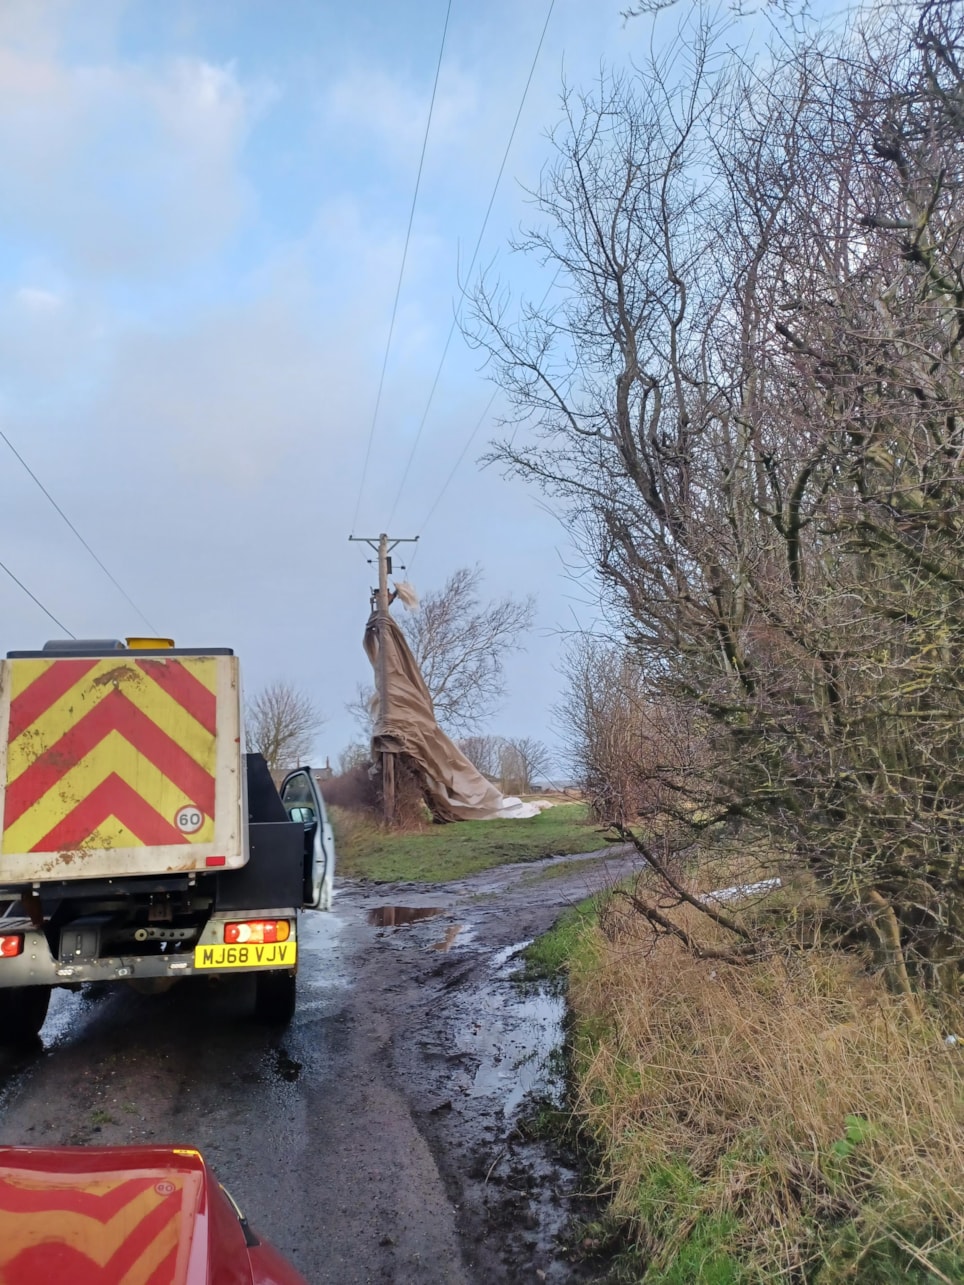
[0,0,839,776]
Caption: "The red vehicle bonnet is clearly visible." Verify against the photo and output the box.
[0,1144,306,1285]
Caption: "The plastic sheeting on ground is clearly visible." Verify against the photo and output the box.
[363,610,539,822]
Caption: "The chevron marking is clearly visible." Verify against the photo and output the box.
[5,695,217,828]
[6,659,100,742]
[7,659,217,783]
[2,657,219,854]
[0,1168,201,1285]
[135,658,217,736]
[33,774,187,850]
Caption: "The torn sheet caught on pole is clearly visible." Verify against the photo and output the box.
[363,610,539,822]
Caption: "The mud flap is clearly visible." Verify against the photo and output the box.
[254,971,296,1025]
[0,985,51,1046]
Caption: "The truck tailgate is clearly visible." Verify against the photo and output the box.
[0,654,244,884]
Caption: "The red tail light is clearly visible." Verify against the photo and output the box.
[223,920,291,945]
[0,936,24,958]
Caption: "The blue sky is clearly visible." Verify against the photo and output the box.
[0,0,838,773]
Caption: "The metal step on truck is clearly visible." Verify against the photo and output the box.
[0,638,335,1044]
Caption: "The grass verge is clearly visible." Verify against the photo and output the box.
[532,894,964,1283]
[332,802,604,882]
[523,896,604,980]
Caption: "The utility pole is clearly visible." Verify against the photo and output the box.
[349,532,418,824]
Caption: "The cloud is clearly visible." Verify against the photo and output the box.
[0,0,102,57]
[53,206,428,497]
[0,282,104,405]
[0,0,606,769]
[94,297,366,490]
[0,42,259,278]
[15,286,63,312]
[324,62,479,165]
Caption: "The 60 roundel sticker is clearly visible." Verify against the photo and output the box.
[175,805,205,834]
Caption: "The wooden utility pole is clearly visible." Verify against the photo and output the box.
[376,532,395,822]
[349,531,418,824]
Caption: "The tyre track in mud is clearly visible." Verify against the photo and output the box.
[0,846,637,1284]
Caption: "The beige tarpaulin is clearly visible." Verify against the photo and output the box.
[363,611,538,822]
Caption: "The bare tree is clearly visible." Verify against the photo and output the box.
[458,734,504,779]
[503,736,551,793]
[245,681,325,774]
[399,566,534,737]
[497,741,525,796]
[558,639,659,823]
[472,3,964,992]
[345,682,376,739]
[338,741,370,775]
[350,568,533,742]
[459,732,550,791]
[623,0,808,16]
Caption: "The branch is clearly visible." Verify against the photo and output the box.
[613,824,756,942]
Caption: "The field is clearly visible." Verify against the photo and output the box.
[332,801,605,882]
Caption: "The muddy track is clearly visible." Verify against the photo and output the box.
[0,847,637,1283]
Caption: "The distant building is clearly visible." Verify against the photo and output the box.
[266,758,333,790]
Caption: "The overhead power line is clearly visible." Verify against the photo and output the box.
[350,0,454,537]
[0,555,75,638]
[0,429,160,634]
[417,390,498,541]
[409,264,563,568]
[385,0,556,530]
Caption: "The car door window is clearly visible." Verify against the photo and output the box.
[278,769,331,910]
[280,773,313,806]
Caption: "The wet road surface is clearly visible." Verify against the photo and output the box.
[0,845,637,1283]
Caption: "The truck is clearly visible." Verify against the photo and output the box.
[0,637,335,1044]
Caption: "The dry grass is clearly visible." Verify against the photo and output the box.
[564,898,964,1282]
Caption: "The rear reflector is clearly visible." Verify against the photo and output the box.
[205,856,227,867]
[0,936,24,958]
[224,920,291,945]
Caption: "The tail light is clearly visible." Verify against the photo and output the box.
[0,936,24,958]
[223,920,291,945]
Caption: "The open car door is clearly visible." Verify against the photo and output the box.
[278,768,335,910]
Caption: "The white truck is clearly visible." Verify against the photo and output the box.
[0,638,334,1043]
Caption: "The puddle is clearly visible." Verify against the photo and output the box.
[454,983,566,1116]
[464,843,637,896]
[490,941,531,974]
[431,925,462,953]
[368,906,445,927]
[296,906,352,994]
[272,1047,303,1083]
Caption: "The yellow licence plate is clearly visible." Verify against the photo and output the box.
[193,941,297,970]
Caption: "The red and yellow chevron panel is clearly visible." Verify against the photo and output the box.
[0,1161,202,1285]
[0,656,224,861]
